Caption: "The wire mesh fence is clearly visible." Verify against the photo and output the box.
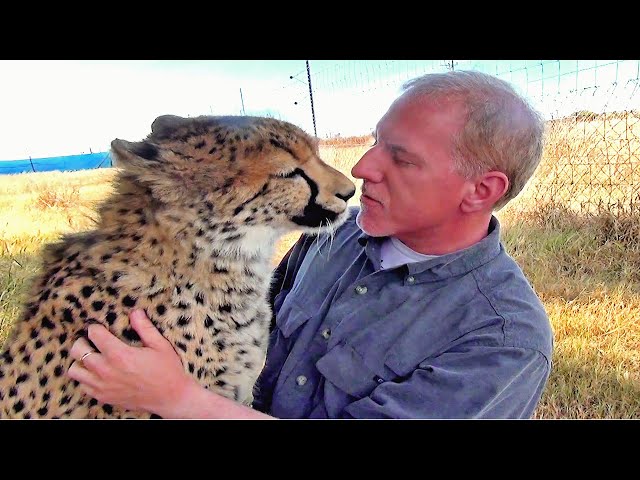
[258,60,640,218]
[521,109,640,217]
[3,60,638,218]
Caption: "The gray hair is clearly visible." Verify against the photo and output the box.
[402,70,545,210]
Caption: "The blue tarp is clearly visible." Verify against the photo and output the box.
[0,152,113,175]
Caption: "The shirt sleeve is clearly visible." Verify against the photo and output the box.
[341,345,551,419]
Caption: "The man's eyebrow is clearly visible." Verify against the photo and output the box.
[389,143,424,163]
[375,124,420,160]
[389,143,409,153]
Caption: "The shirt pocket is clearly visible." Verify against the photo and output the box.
[274,294,314,338]
[315,341,393,399]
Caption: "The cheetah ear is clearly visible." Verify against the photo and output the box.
[111,138,182,198]
[150,114,189,140]
[111,139,163,169]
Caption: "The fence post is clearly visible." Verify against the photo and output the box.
[306,60,317,137]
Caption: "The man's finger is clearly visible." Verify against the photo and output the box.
[67,359,101,388]
[70,336,98,361]
[87,323,131,360]
[69,335,110,376]
[130,309,170,350]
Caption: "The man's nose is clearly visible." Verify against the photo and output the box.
[351,150,381,182]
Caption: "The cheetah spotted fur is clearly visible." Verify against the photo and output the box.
[0,114,355,418]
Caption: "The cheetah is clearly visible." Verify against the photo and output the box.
[0,114,356,418]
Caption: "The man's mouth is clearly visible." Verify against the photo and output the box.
[360,192,382,207]
[361,185,381,205]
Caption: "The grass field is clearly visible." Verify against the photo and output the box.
[1,114,639,418]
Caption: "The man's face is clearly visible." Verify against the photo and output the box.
[351,94,472,244]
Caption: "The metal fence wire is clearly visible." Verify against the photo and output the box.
[266,60,640,217]
[3,60,639,217]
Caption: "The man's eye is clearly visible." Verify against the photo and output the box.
[394,157,413,166]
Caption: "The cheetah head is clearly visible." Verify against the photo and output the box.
[110,114,356,234]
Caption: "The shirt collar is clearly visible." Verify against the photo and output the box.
[358,215,503,282]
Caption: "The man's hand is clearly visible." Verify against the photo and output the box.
[67,309,195,417]
[67,309,275,419]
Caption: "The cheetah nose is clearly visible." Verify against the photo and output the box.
[336,188,356,202]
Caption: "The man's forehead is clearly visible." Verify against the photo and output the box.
[381,94,467,129]
[375,100,458,130]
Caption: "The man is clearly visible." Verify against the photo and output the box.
[68,70,553,419]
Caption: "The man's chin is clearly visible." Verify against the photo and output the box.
[356,209,388,237]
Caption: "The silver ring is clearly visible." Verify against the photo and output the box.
[81,350,96,362]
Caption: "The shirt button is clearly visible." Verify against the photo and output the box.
[355,285,368,295]
[321,328,331,339]
[406,276,416,285]
[296,375,308,386]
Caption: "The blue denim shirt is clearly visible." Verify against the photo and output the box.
[253,207,553,419]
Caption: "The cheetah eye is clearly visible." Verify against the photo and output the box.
[278,168,303,179]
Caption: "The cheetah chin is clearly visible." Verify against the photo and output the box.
[0,114,355,418]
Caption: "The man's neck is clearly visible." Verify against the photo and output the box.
[395,214,493,256]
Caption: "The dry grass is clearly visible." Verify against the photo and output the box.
[34,187,81,210]
[497,205,640,418]
[1,114,639,418]
[520,112,640,217]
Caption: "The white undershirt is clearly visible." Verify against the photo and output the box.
[379,237,440,270]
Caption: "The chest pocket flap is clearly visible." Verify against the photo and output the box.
[315,342,389,399]
[274,295,314,338]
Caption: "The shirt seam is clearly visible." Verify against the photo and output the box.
[471,268,509,347]
[471,268,552,365]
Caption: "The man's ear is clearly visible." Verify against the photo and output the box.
[460,171,509,213]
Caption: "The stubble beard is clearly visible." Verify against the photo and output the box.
[356,206,386,237]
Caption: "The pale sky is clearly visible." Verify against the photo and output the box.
[1,60,637,160]
[0,60,312,159]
